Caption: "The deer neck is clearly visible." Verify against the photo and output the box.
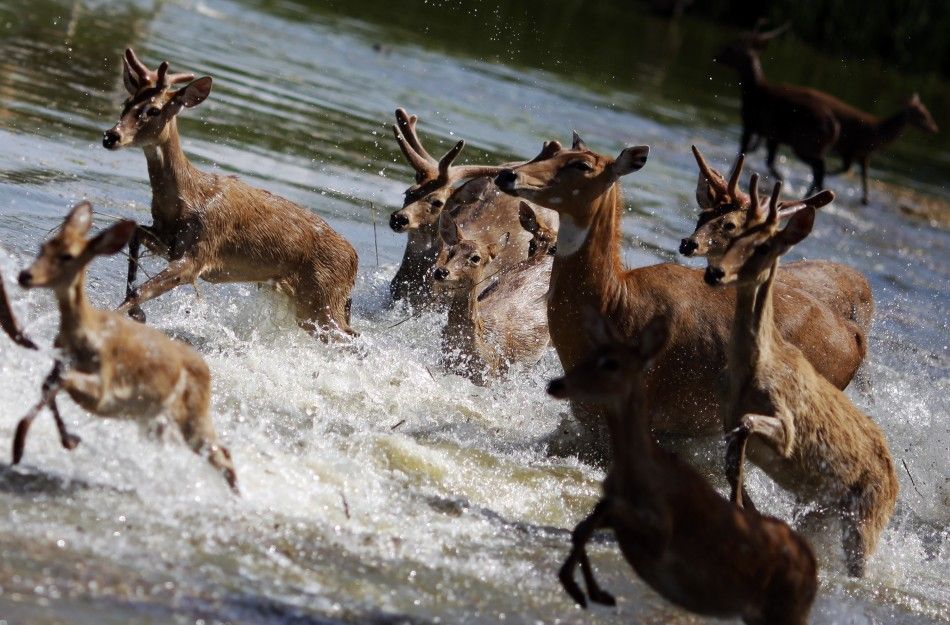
[54,272,96,349]
[605,385,655,477]
[143,118,206,223]
[445,283,482,356]
[738,54,765,95]
[728,261,779,386]
[875,108,910,147]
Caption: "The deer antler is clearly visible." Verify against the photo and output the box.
[123,48,195,92]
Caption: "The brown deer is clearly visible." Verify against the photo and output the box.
[389,108,556,308]
[104,49,357,336]
[682,146,874,333]
[548,313,817,624]
[1,278,36,349]
[714,25,840,195]
[495,135,868,445]
[706,180,897,577]
[432,202,553,384]
[14,202,238,493]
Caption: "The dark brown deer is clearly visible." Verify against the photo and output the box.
[548,313,817,624]
[706,180,897,577]
[495,136,868,450]
[715,25,840,195]
[104,49,357,336]
[15,202,238,493]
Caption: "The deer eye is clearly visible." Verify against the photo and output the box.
[146,107,161,117]
[431,199,444,208]
[568,161,593,172]
[723,222,736,231]
[58,253,74,262]
[469,254,481,264]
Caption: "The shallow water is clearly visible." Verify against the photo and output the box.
[0,0,948,623]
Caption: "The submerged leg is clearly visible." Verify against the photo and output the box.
[559,499,613,608]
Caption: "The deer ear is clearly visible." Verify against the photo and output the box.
[518,202,540,235]
[64,201,94,235]
[613,145,649,177]
[438,212,461,246]
[777,207,815,248]
[87,220,137,257]
[583,308,624,345]
[175,77,213,108]
[487,232,510,259]
[637,315,670,362]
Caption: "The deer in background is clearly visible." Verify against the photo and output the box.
[389,108,556,308]
[714,24,839,194]
[706,180,897,577]
[495,135,870,451]
[432,202,553,384]
[547,313,817,624]
[682,146,874,335]
[15,202,238,493]
[1,278,36,349]
[104,49,357,336]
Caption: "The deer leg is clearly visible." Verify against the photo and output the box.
[124,227,147,323]
[766,140,783,182]
[725,423,757,513]
[840,480,891,578]
[859,157,870,205]
[13,363,66,464]
[740,127,755,155]
[118,256,202,317]
[805,157,826,196]
[49,397,80,451]
[559,499,612,608]
[1,282,37,349]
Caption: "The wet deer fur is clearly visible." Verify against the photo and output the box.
[706,181,897,577]
[105,49,357,336]
[495,135,869,447]
[547,314,817,625]
[14,202,238,493]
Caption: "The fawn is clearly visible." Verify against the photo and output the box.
[706,179,898,576]
[104,49,357,337]
[548,313,817,624]
[15,202,238,493]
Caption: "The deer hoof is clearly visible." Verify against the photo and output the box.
[589,588,616,606]
[62,433,81,450]
[128,306,146,324]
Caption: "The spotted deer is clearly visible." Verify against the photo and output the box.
[432,202,552,384]
[706,180,897,577]
[495,135,869,450]
[389,108,555,308]
[682,146,874,337]
[14,202,238,492]
[548,313,817,624]
[104,49,357,336]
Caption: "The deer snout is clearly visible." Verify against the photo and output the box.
[18,270,33,288]
[433,267,449,282]
[389,211,409,232]
[495,170,517,191]
[546,378,568,399]
[679,238,699,256]
[704,266,725,286]
[102,129,121,150]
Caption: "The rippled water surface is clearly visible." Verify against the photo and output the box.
[0,0,948,623]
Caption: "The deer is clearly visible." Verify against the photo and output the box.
[494,134,870,450]
[706,178,898,577]
[682,146,874,334]
[714,24,840,195]
[547,313,817,625]
[389,108,556,308]
[1,277,36,349]
[103,49,358,337]
[13,202,238,493]
[432,202,553,384]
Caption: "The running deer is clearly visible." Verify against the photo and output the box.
[389,108,556,308]
[432,202,553,384]
[1,278,36,349]
[547,314,817,624]
[104,49,357,336]
[682,147,874,334]
[495,135,868,447]
[714,24,840,194]
[14,202,238,493]
[706,180,897,577]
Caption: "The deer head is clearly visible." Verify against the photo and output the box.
[18,202,136,291]
[103,48,211,150]
[714,21,789,67]
[704,181,822,288]
[905,93,939,134]
[495,132,649,225]
[518,201,557,257]
[431,213,509,288]
[546,311,669,403]
[389,108,507,233]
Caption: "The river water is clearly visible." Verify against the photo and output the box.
[0,0,947,623]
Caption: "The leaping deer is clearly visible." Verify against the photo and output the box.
[14,202,238,493]
[104,49,358,337]
[706,180,897,577]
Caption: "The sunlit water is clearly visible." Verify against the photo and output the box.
[0,0,947,623]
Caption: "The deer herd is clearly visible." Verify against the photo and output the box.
[0,32,937,623]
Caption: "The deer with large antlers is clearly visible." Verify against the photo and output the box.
[682,146,874,336]
[706,180,897,577]
[495,135,869,453]
[548,313,817,624]
[389,108,555,308]
[104,49,357,336]
[432,202,553,384]
[14,202,238,493]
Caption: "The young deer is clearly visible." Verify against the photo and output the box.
[104,49,357,336]
[682,146,874,335]
[1,278,36,349]
[495,135,868,443]
[706,180,898,577]
[432,202,552,384]
[389,108,556,308]
[15,202,238,493]
[715,25,840,194]
[548,314,817,624]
